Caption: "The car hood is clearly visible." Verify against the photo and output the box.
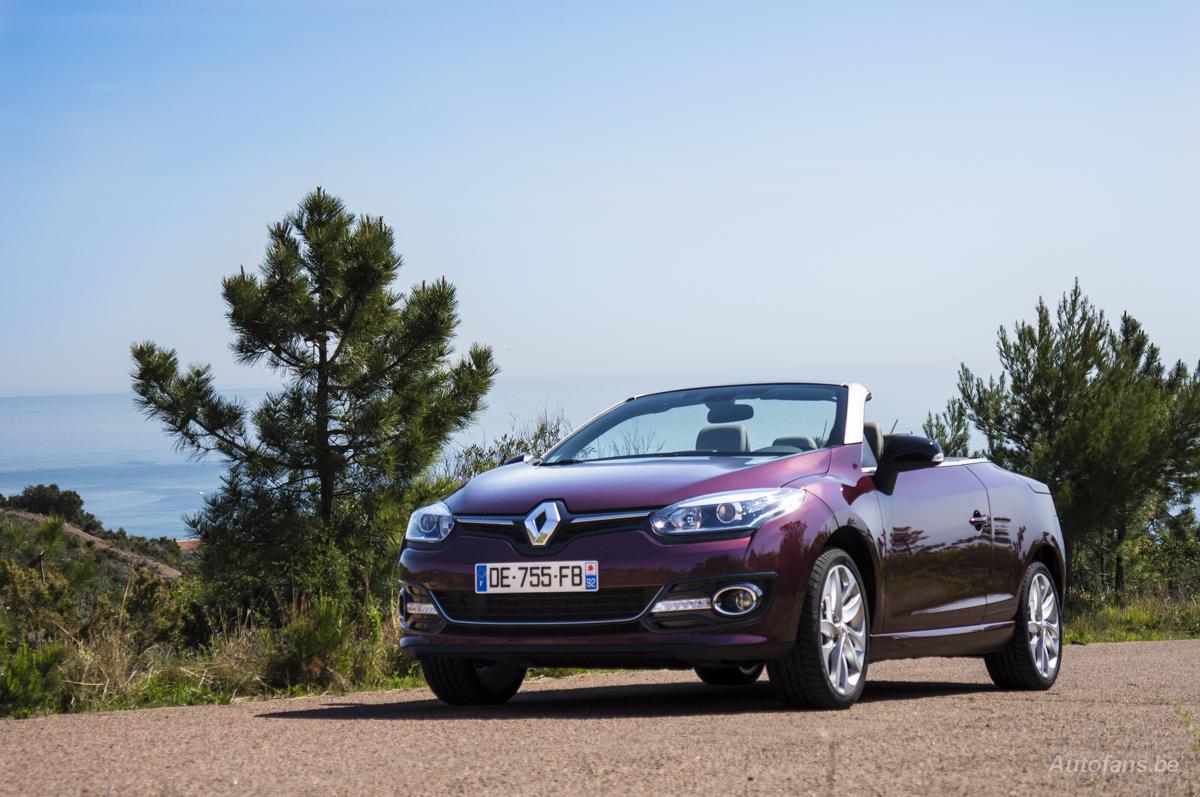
[444,449,833,515]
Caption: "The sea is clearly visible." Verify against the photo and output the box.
[0,370,955,539]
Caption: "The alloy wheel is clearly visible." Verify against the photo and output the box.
[1026,571,1060,679]
[819,563,867,696]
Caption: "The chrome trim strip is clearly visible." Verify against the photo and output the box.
[860,458,989,476]
[455,511,650,527]
[872,620,1013,642]
[569,511,651,524]
[427,587,664,627]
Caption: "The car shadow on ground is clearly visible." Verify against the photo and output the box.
[257,678,997,722]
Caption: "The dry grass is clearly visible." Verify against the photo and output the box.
[1064,594,1200,644]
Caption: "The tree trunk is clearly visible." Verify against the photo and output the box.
[316,334,333,525]
[1114,520,1126,603]
[1064,534,1075,592]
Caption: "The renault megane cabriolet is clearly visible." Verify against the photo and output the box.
[399,382,1065,709]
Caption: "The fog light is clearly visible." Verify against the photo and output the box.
[406,602,438,616]
[651,597,713,614]
[712,584,762,617]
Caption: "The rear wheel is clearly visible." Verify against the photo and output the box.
[421,657,526,705]
[768,547,869,709]
[694,662,764,686]
[985,562,1061,690]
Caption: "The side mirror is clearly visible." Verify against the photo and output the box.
[878,435,944,467]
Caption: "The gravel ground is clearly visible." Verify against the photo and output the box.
[3,640,1199,796]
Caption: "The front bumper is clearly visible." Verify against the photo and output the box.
[399,637,794,669]
[397,523,806,668]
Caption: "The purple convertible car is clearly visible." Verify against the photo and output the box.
[399,383,1065,709]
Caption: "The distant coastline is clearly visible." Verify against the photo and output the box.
[0,392,238,539]
[0,369,965,538]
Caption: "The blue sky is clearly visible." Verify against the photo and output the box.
[2,1,1198,432]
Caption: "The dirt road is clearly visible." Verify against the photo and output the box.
[3,640,1198,796]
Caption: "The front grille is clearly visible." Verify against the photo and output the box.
[454,517,647,554]
[433,586,659,624]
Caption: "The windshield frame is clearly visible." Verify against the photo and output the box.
[540,382,850,464]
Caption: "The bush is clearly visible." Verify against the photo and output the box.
[111,667,227,709]
[440,408,571,485]
[2,484,99,530]
[188,469,353,619]
[203,624,277,696]
[0,643,68,718]
[0,555,74,646]
[0,503,424,718]
[1064,593,1200,643]
[278,596,348,687]
[122,569,186,649]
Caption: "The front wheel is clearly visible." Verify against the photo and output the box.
[421,657,526,705]
[985,562,1061,690]
[694,662,764,686]
[767,547,869,709]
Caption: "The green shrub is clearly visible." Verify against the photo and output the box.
[1064,593,1200,643]
[278,596,347,686]
[2,485,88,527]
[122,569,184,649]
[0,643,68,718]
[0,555,73,645]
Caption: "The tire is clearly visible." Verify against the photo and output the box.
[767,547,869,709]
[985,562,1061,691]
[421,657,527,705]
[694,662,764,686]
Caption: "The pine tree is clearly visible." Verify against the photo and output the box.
[952,281,1200,597]
[131,188,496,604]
[922,399,972,458]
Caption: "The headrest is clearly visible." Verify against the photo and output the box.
[695,424,750,453]
[773,436,817,451]
[863,421,885,460]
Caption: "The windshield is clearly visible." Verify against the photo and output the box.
[542,384,847,463]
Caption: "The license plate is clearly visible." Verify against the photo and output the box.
[475,561,599,594]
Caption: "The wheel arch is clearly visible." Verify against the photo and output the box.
[824,526,879,630]
[1030,542,1066,599]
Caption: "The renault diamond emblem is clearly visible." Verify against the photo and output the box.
[524,501,564,546]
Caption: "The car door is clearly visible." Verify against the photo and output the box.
[965,462,1032,624]
[879,462,992,632]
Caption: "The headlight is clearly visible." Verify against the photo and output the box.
[405,501,455,542]
[650,488,805,536]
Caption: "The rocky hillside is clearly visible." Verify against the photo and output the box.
[0,509,183,580]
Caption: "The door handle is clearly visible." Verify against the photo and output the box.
[969,513,989,527]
